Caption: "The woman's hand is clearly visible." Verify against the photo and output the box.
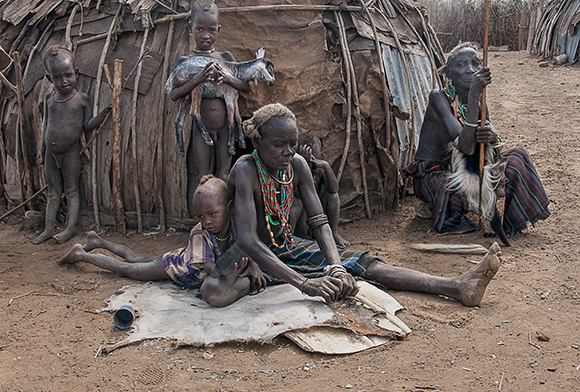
[331,271,359,298]
[475,125,499,144]
[470,66,492,96]
[239,258,271,292]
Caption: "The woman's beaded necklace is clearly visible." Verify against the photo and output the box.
[194,48,216,54]
[252,150,294,248]
[52,89,76,103]
[443,84,467,124]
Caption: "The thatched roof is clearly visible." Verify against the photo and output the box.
[0,0,443,230]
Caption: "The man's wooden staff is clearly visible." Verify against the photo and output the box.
[478,0,490,218]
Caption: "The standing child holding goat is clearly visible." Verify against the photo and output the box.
[169,0,260,218]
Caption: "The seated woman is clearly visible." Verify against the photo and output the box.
[228,103,501,306]
[404,42,550,239]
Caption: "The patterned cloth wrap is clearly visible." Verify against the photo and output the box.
[263,236,378,283]
[162,218,236,288]
[403,147,550,236]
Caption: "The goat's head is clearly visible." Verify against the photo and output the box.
[249,58,275,86]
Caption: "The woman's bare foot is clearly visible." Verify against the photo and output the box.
[59,244,85,265]
[83,231,104,252]
[455,242,501,307]
[32,229,55,245]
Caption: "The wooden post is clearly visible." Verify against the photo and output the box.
[129,29,148,233]
[112,59,125,235]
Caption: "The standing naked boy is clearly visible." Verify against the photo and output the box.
[170,0,251,217]
[33,45,110,245]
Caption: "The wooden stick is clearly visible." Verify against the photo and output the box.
[479,0,490,218]
[129,29,148,233]
[334,11,352,184]
[65,4,79,51]
[0,184,47,221]
[112,59,125,235]
[359,1,392,151]
[336,12,372,219]
[91,4,122,229]
[13,52,34,207]
[156,21,175,232]
[75,33,108,47]
[23,20,54,83]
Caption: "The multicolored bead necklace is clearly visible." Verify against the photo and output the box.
[213,227,231,242]
[252,150,294,248]
[52,89,76,103]
[193,48,216,54]
[443,84,467,125]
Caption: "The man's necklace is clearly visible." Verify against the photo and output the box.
[193,48,216,54]
[252,150,294,248]
[52,89,76,103]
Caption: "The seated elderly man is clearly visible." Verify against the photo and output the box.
[404,42,550,241]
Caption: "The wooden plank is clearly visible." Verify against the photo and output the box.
[112,59,125,235]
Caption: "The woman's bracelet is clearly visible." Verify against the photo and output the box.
[324,264,347,277]
[463,121,479,128]
[300,278,309,295]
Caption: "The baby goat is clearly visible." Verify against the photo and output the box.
[165,51,275,155]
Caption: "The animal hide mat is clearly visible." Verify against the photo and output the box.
[100,281,411,355]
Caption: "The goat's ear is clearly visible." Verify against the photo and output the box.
[255,47,265,59]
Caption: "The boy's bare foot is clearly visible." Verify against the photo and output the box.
[455,242,501,307]
[334,234,350,248]
[53,229,75,244]
[32,230,55,245]
[83,231,103,252]
[59,244,85,265]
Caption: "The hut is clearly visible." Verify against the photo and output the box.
[532,0,580,62]
[0,0,444,232]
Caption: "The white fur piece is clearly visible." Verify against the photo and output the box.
[446,145,503,220]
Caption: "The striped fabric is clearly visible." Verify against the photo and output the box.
[162,219,236,288]
[264,236,376,283]
[403,147,550,236]
[502,147,550,235]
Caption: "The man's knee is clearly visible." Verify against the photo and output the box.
[200,278,230,307]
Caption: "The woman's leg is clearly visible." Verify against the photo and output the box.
[363,243,501,307]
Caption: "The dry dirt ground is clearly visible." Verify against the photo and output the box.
[1,51,579,392]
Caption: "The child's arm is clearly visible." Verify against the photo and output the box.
[214,51,251,93]
[170,60,217,101]
[81,94,110,132]
[311,158,339,194]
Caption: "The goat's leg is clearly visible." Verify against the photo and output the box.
[174,98,188,155]
[490,208,510,247]
[190,86,214,146]
[225,96,236,155]
[233,97,246,149]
